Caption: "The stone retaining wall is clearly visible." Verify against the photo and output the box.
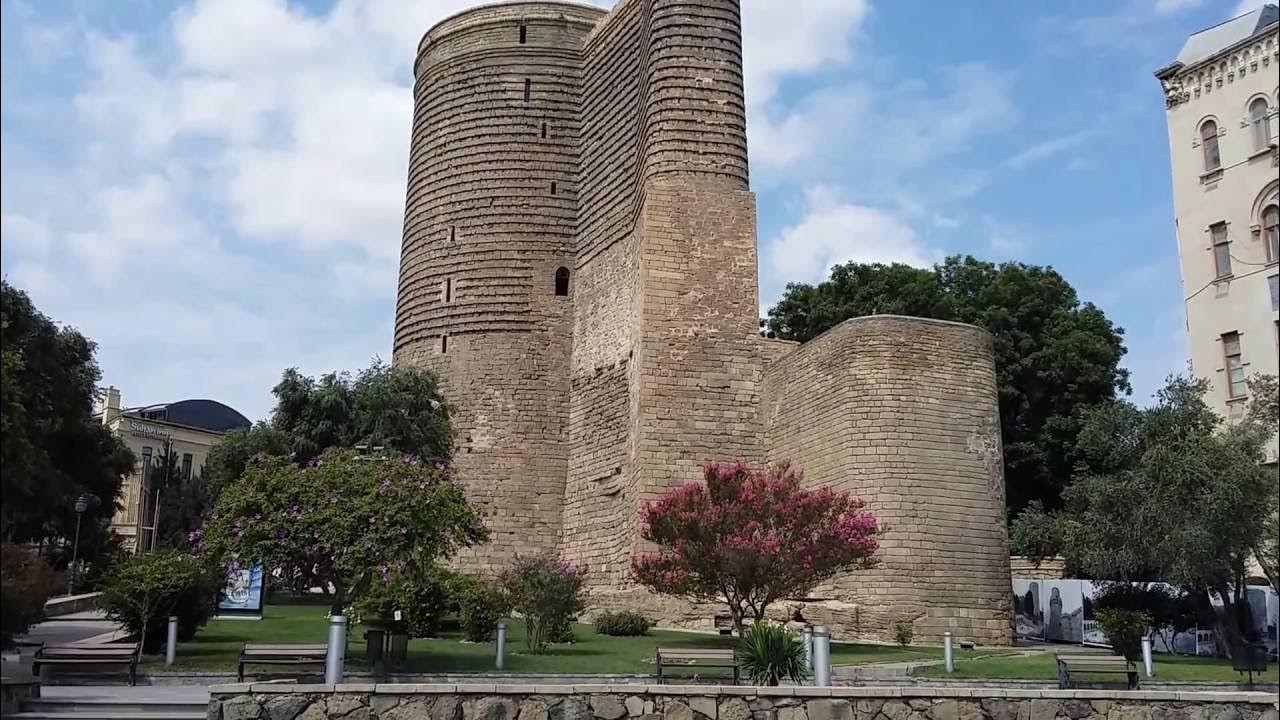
[209,683,1280,720]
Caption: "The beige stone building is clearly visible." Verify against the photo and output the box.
[394,0,1013,644]
[98,387,251,552]
[1156,5,1279,461]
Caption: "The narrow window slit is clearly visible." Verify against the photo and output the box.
[519,25,527,44]
[523,79,531,102]
[550,181,557,195]
[541,122,547,139]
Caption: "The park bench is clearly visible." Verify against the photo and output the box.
[655,647,739,685]
[33,642,141,685]
[238,643,328,682]
[1055,653,1138,690]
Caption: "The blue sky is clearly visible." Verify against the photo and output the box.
[0,0,1266,421]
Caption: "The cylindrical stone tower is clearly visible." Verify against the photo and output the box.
[394,1,607,571]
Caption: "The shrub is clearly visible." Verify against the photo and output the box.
[892,617,914,647]
[499,552,587,653]
[1095,608,1150,662]
[594,610,652,636]
[738,621,808,686]
[0,543,59,648]
[458,581,510,643]
[545,614,574,644]
[99,550,217,653]
[347,567,450,638]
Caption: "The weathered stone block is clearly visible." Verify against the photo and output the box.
[223,696,263,720]
[264,696,312,720]
[592,696,628,720]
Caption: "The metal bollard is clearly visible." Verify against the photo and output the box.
[495,621,507,670]
[812,625,831,687]
[1141,636,1154,677]
[165,616,178,666]
[802,625,814,671]
[943,632,954,673]
[325,615,347,684]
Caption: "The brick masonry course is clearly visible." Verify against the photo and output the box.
[393,0,1012,645]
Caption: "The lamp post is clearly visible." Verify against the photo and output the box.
[68,494,90,596]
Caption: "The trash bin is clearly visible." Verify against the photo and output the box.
[388,632,409,671]
[364,629,386,667]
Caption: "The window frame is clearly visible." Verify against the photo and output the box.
[1222,332,1247,400]
[1200,119,1221,172]
[554,267,570,296]
[1263,204,1279,264]
[1249,97,1272,151]
[1211,222,1232,278]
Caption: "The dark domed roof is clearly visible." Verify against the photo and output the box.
[133,399,252,433]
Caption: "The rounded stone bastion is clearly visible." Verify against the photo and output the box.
[760,315,1014,645]
[393,1,607,572]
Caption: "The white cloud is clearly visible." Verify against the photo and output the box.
[741,0,870,107]
[763,186,938,286]
[1005,131,1091,170]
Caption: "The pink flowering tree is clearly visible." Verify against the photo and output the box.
[200,448,486,613]
[631,460,880,631]
[499,552,588,653]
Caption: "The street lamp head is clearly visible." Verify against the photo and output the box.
[74,493,93,514]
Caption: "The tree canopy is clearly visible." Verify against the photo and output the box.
[0,280,134,548]
[200,448,486,612]
[764,256,1130,517]
[1010,374,1277,654]
[631,460,880,631]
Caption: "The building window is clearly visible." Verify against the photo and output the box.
[523,79,531,102]
[519,25,527,44]
[441,335,448,354]
[554,267,570,296]
[1222,332,1247,399]
[1211,223,1232,277]
[1201,120,1221,171]
[1250,98,1272,151]
[181,453,193,480]
[443,277,453,303]
[1264,204,1279,263]
[1270,274,1279,311]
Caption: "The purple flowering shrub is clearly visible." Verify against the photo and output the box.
[200,448,486,612]
[499,552,587,653]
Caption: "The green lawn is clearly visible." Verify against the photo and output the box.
[153,602,996,674]
[913,651,1280,683]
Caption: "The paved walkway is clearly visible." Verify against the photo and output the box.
[19,611,124,646]
[38,685,211,702]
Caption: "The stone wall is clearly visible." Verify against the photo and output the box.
[760,317,1012,645]
[208,684,1280,720]
[395,2,604,571]
[392,0,1014,642]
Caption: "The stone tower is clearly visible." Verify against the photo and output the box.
[395,0,1014,644]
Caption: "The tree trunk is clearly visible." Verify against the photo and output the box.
[1207,585,1245,659]
[1252,543,1279,593]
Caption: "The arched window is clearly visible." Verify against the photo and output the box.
[1250,98,1272,151]
[554,267,570,296]
[1201,120,1221,171]
[1264,204,1279,263]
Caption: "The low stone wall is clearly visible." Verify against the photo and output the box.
[0,677,38,716]
[209,683,1280,720]
[42,591,102,617]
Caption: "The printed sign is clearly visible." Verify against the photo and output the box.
[217,561,265,617]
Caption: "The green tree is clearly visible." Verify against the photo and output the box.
[764,256,1129,516]
[1244,374,1279,592]
[271,359,452,465]
[199,422,290,504]
[1011,374,1276,657]
[200,449,486,613]
[0,281,135,551]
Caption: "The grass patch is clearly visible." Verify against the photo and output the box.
[914,651,1280,683]
[150,602,994,674]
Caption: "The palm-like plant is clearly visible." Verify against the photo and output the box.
[737,621,809,686]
